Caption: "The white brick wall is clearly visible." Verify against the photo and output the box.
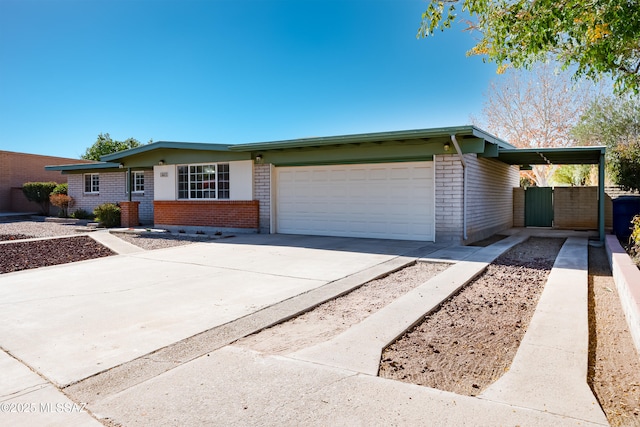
[435,154,519,243]
[253,163,271,233]
[435,155,464,242]
[68,170,154,224]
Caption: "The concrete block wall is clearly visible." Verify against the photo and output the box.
[465,155,520,243]
[68,171,154,223]
[253,163,271,233]
[513,188,525,227]
[554,187,598,229]
[68,172,125,215]
[434,154,464,242]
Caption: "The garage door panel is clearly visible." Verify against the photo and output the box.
[276,162,434,241]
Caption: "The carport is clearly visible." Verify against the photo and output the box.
[496,146,607,242]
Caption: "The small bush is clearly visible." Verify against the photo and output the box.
[51,183,68,195]
[71,209,95,220]
[49,194,74,217]
[631,215,640,255]
[94,203,121,228]
[22,181,58,215]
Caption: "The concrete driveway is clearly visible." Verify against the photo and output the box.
[0,234,434,387]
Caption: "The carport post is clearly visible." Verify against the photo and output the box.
[598,151,605,242]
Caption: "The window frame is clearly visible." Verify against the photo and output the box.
[126,171,145,194]
[84,173,100,194]
[176,163,230,200]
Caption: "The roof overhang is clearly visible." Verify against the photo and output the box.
[230,125,514,151]
[100,141,233,162]
[496,146,606,166]
[45,162,122,173]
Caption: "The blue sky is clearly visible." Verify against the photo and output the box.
[0,0,497,159]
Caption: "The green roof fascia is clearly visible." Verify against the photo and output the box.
[497,146,606,165]
[115,147,251,168]
[230,125,508,152]
[469,126,515,150]
[45,162,122,174]
[100,141,233,162]
[257,138,475,166]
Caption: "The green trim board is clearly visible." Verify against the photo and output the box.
[497,146,606,165]
[231,125,514,152]
[45,162,122,173]
[101,141,233,161]
[257,138,470,166]
[111,148,251,168]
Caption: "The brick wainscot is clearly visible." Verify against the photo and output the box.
[154,200,260,232]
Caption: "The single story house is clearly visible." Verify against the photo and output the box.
[46,126,606,244]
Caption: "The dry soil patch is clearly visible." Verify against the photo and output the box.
[588,245,640,426]
[235,261,450,355]
[378,237,564,396]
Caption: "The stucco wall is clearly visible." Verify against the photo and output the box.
[68,170,154,223]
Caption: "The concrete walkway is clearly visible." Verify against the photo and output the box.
[0,232,609,426]
[479,237,607,424]
[289,233,529,374]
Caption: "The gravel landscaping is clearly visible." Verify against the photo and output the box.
[0,236,114,274]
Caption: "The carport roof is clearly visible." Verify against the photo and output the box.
[497,146,606,166]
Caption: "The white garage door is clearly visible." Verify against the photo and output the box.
[276,162,435,241]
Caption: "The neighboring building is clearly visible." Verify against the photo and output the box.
[46,126,606,244]
[0,150,93,213]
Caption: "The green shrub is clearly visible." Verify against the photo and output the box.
[71,209,95,220]
[631,215,640,248]
[94,203,121,228]
[22,182,58,215]
[51,183,68,195]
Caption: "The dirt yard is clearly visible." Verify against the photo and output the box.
[588,246,640,426]
[235,261,450,354]
[238,236,640,426]
[379,237,563,396]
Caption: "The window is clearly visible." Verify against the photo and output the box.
[126,171,145,193]
[177,163,230,200]
[84,173,99,193]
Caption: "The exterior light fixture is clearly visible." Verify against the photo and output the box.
[158,160,165,165]
[444,143,451,151]
[119,163,124,168]
[255,154,263,163]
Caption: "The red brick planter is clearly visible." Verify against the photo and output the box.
[120,201,140,228]
[154,200,259,229]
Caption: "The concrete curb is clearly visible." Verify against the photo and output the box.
[605,234,640,355]
[87,230,145,255]
[288,233,529,375]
